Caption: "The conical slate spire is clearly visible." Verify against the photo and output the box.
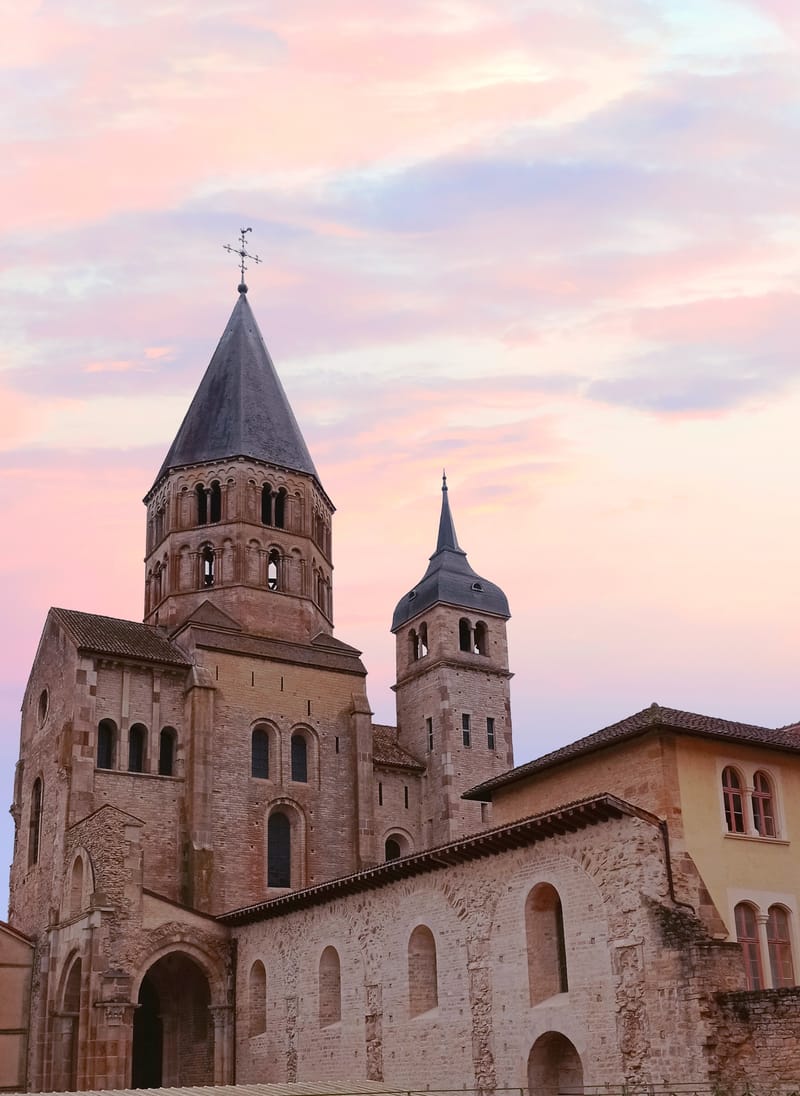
[391,478,509,630]
[436,471,460,552]
[152,293,318,489]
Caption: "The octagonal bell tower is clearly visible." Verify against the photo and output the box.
[392,476,514,845]
[143,287,334,644]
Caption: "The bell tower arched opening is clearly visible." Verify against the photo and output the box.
[131,953,213,1089]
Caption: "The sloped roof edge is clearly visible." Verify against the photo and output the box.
[52,608,191,667]
[463,703,800,801]
[219,793,658,925]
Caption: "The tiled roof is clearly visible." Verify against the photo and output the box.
[52,608,191,667]
[464,703,800,800]
[372,724,425,771]
[221,793,656,924]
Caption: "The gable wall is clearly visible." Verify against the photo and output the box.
[489,733,681,831]
[10,616,82,937]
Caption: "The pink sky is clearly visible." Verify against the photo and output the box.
[2,0,800,914]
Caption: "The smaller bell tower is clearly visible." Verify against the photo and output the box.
[392,476,513,846]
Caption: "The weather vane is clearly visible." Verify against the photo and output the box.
[223,227,261,294]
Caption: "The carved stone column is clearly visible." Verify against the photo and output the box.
[209,1003,234,1084]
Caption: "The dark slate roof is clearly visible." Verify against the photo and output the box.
[52,608,191,667]
[372,724,425,771]
[220,793,659,924]
[391,477,510,630]
[463,703,800,800]
[152,292,319,491]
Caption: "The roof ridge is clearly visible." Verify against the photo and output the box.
[464,702,799,801]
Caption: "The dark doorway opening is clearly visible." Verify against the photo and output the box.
[131,953,213,1088]
[132,976,162,1088]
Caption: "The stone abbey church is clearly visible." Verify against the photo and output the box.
[4,286,800,1096]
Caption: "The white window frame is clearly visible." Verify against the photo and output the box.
[716,757,787,841]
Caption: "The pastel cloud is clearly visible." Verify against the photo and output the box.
[3,0,800,915]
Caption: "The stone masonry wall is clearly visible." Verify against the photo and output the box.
[394,602,513,847]
[709,988,800,1092]
[233,810,727,1091]
[187,643,372,911]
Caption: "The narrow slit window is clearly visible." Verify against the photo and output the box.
[462,713,471,748]
[28,778,42,867]
[426,717,433,752]
[158,727,176,776]
[487,717,495,750]
[202,545,215,587]
[267,812,291,888]
[291,734,308,782]
[70,856,84,916]
[251,728,269,779]
[268,549,280,590]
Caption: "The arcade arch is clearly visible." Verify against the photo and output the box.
[131,951,218,1089]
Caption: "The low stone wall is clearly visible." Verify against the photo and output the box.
[710,987,800,1093]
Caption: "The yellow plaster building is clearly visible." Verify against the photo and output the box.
[466,703,800,991]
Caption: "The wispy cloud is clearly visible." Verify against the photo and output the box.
[2,0,800,914]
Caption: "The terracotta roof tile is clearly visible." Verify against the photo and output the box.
[464,703,800,800]
[372,724,425,771]
[52,608,191,667]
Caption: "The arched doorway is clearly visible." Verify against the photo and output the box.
[131,953,214,1088]
[528,1031,584,1096]
[60,956,82,1091]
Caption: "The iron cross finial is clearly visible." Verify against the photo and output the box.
[223,227,261,294]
